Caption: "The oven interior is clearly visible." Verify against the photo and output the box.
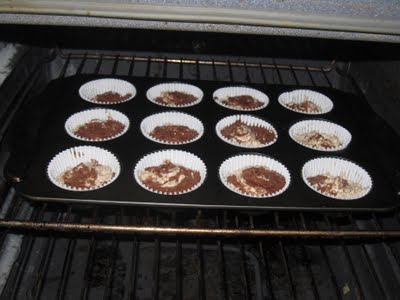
[0,26,399,299]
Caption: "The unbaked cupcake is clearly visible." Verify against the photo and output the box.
[278,90,333,115]
[134,150,207,195]
[216,115,277,148]
[213,86,269,111]
[146,83,203,107]
[289,119,351,151]
[219,154,290,198]
[79,78,136,105]
[140,111,203,145]
[47,146,120,191]
[65,108,129,142]
[302,157,372,200]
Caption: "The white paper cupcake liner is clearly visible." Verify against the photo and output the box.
[79,78,136,105]
[302,157,372,200]
[134,150,207,195]
[216,115,278,148]
[47,146,121,191]
[289,119,351,152]
[140,111,204,145]
[65,108,130,142]
[146,83,203,108]
[213,86,269,111]
[278,89,333,115]
[219,154,291,198]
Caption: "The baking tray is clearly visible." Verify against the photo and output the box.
[8,75,399,211]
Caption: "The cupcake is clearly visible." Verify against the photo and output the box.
[278,90,333,115]
[213,87,269,111]
[47,146,120,191]
[289,120,351,151]
[65,109,129,142]
[79,79,136,105]
[216,115,277,148]
[140,112,204,145]
[134,150,207,195]
[146,83,203,107]
[219,154,290,198]
[302,157,372,200]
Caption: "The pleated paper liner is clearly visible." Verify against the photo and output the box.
[302,157,372,200]
[213,86,269,111]
[219,154,291,198]
[47,146,120,191]
[134,150,207,195]
[79,78,136,105]
[146,83,203,108]
[216,115,278,148]
[289,119,351,151]
[278,89,333,115]
[140,111,204,145]
[65,108,129,142]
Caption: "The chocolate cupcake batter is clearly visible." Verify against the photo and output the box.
[227,166,286,196]
[74,118,125,140]
[139,160,201,193]
[295,131,342,149]
[307,173,367,198]
[221,120,276,146]
[150,124,198,143]
[155,91,197,106]
[94,91,132,103]
[58,159,114,189]
[286,100,321,113]
[221,95,263,109]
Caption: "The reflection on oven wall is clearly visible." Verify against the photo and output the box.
[349,61,400,136]
[0,42,20,85]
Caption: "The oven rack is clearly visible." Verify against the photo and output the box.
[0,49,400,237]
[0,48,400,299]
[1,48,400,237]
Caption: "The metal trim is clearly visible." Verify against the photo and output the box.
[0,1,400,36]
[2,13,400,43]
[1,220,400,237]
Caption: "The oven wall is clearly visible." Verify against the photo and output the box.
[350,61,400,135]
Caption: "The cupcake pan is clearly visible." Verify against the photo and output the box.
[140,111,204,145]
[213,86,269,111]
[79,78,136,105]
[65,108,130,142]
[289,119,351,152]
[12,76,398,211]
[216,115,278,148]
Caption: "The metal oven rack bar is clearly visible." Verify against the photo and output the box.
[0,49,400,299]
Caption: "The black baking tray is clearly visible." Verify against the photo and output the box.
[7,75,400,211]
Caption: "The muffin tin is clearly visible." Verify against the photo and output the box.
[9,75,398,211]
